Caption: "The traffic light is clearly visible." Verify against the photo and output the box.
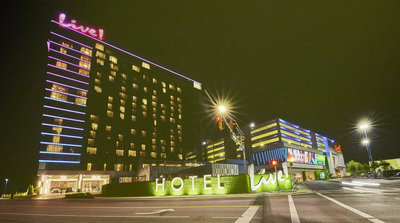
[271,160,278,166]
[231,120,237,132]
[216,116,223,130]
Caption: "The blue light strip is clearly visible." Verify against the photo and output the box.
[42,114,84,123]
[44,97,86,107]
[41,132,83,139]
[46,80,88,92]
[45,88,87,99]
[41,123,84,131]
[49,48,91,63]
[40,151,81,156]
[43,105,85,115]
[51,20,200,84]
[40,142,82,147]
[48,40,92,57]
[47,72,89,85]
[50,32,93,49]
[47,64,90,78]
[49,56,90,70]
[39,160,80,164]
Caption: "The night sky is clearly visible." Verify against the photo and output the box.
[1,1,400,191]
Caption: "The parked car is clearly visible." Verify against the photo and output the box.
[51,188,61,193]
[63,187,73,193]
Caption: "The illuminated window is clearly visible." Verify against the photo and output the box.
[81,47,92,56]
[116,149,124,156]
[179,114,182,119]
[131,129,136,135]
[128,150,136,157]
[120,113,125,119]
[90,115,99,122]
[153,114,156,119]
[152,139,156,145]
[114,164,123,171]
[107,103,112,110]
[61,41,73,48]
[79,61,91,70]
[108,97,113,103]
[153,120,157,126]
[78,68,89,76]
[103,163,107,171]
[151,152,157,158]
[60,47,67,54]
[81,55,91,62]
[177,87,182,93]
[129,164,133,171]
[177,125,182,130]
[178,154,183,160]
[162,147,166,152]
[110,71,116,77]
[118,134,123,141]
[87,147,97,154]
[95,43,104,51]
[87,163,92,171]
[120,106,125,113]
[143,112,147,117]
[119,92,126,99]
[132,65,140,72]
[75,90,87,105]
[132,83,138,89]
[152,78,157,84]
[88,139,95,146]
[131,115,136,122]
[163,88,166,93]
[90,131,96,138]
[109,76,114,82]
[56,61,67,69]
[46,144,62,152]
[96,58,104,65]
[161,153,166,158]
[169,84,175,91]
[106,125,111,131]
[153,132,157,138]
[140,152,146,157]
[171,147,175,153]
[95,78,101,85]
[132,102,136,108]
[142,131,146,137]
[171,141,175,147]
[170,118,176,123]
[110,63,119,70]
[142,62,150,69]
[178,131,182,136]
[121,87,126,93]
[141,144,146,150]
[121,73,127,80]
[109,55,118,64]
[107,110,113,117]
[50,84,68,101]
[171,107,174,112]
[143,87,147,93]
[161,116,165,122]
[96,51,105,59]
[91,123,98,130]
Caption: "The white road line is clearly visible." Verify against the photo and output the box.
[315,192,385,223]
[0,212,189,218]
[135,209,174,215]
[288,195,301,223]
[235,206,260,223]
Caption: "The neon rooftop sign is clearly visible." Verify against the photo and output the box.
[58,13,104,40]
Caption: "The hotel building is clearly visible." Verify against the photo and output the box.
[37,13,202,193]
[192,118,346,180]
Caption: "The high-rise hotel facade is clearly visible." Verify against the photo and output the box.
[37,13,202,194]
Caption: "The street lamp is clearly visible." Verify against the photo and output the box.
[4,179,9,197]
[359,122,373,162]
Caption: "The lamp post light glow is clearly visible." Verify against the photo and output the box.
[218,105,227,114]
[4,179,9,197]
[358,121,373,162]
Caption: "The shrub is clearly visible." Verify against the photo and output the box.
[65,192,94,199]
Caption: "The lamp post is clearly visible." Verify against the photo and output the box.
[359,123,373,162]
[4,179,9,197]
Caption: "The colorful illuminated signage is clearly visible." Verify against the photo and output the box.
[149,164,292,196]
[58,13,104,40]
[334,145,342,153]
[287,148,325,165]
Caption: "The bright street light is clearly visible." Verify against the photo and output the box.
[357,120,373,162]
[250,123,255,128]
[218,105,227,114]
[4,179,9,197]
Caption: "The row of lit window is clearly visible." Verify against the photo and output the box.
[49,84,87,105]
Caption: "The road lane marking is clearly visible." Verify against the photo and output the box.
[288,195,300,223]
[235,206,260,223]
[315,192,385,223]
[0,204,262,209]
[135,209,174,215]
[0,212,189,218]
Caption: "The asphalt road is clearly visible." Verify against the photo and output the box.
[1,178,400,223]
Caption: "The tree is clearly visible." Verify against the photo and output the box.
[379,160,391,171]
[346,160,362,176]
[361,163,371,173]
[370,161,380,171]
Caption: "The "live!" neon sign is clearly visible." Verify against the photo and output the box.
[58,13,104,40]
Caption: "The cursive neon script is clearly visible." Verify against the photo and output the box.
[249,164,286,191]
[58,13,104,40]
